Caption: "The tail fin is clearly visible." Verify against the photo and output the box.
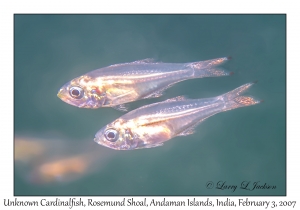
[220,82,261,111]
[187,57,233,78]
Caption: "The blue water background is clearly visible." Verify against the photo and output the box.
[14,14,285,195]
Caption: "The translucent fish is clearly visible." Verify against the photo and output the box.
[57,57,232,110]
[94,82,261,150]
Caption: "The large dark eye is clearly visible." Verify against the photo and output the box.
[105,129,119,142]
[69,87,84,99]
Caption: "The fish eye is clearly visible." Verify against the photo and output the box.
[69,86,84,99]
[104,128,119,142]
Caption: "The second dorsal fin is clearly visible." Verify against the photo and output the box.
[109,58,159,68]
[130,58,158,64]
[165,95,188,102]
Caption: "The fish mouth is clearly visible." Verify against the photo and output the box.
[57,89,64,99]
[57,88,76,106]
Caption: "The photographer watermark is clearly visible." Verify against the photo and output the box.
[206,181,276,192]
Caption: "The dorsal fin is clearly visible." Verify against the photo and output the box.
[108,58,158,68]
[131,58,157,64]
[164,95,188,102]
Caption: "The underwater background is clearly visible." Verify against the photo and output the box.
[14,14,285,196]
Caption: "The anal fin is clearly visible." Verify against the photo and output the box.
[112,104,129,112]
[176,120,206,137]
[135,143,164,149]
[142,84,174,99]
[177,125,197,136]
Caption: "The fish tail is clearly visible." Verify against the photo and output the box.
[221,82,262,111]
[187,57,233,78]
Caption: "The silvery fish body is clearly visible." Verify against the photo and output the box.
[94,82,261,150]
[57,57,231,111]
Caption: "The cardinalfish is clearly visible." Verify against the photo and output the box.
[94,82,261,150]
[57,57,232,111]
